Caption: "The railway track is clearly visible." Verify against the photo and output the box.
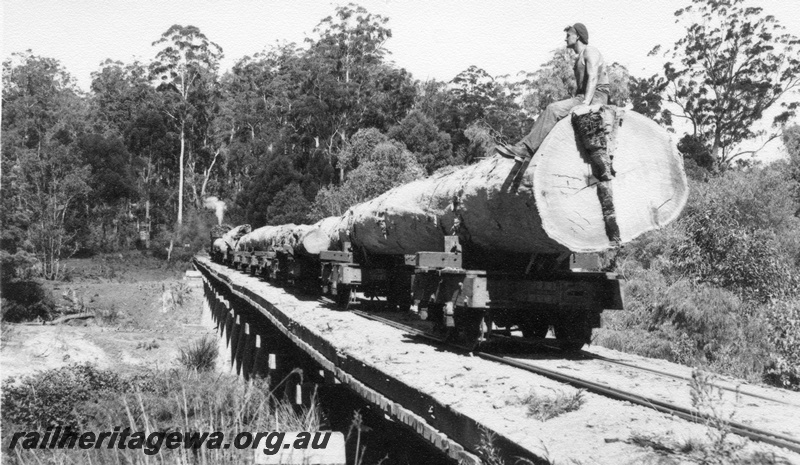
[485,331,800,408]
[580,350,800,408]
[198,257,800,463]
[350,308,800,455]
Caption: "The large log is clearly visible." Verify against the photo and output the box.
[270,224,314,254]
[302,217,346,255]
[215,224,252,254]
[236,225,279,251]
[535,108,688,251]
[302,109,688,258]
[237,224,316,255]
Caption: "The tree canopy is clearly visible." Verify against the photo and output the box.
[3,1,800,276]
[643,0,800,167]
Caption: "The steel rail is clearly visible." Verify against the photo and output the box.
[583,351,800,408]
[351,310,800,455]
[493,333,800,408]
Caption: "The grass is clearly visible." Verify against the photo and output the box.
[136,339,160,350]
[2,364,321,465]
[94,303,121,325]
[521,389,586,421]
[627,432,791,465]
[624,370,793,465]
[0,320,14,349]
[477,426,556,465]
[178,335,219,372]
[476,426,505,465]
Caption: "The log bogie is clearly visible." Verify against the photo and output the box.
[212,229,623,351]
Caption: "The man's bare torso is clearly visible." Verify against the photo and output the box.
[574,45,610,96]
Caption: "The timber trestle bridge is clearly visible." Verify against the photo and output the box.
[194,255,800,464]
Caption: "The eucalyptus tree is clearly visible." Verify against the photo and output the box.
[150,25,223,225]
[647,0,800,167]
[2,52,91,278]
[311,128,425,219]
[446,65,529,162]
[300,4,416,160]
[89,60,164,245]
[387,110,455,174]
[91,60,157,135]
[220,44,300,189]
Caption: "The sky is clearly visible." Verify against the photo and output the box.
[3,0,800,161]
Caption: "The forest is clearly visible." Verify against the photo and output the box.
[2,0,800,389]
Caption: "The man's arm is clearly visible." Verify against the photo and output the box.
[582,47,602,105]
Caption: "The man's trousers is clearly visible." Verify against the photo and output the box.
[519,93,608,154]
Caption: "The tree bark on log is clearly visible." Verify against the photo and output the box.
[300,110,687,257]
[238,224,314,255]
[216,224,251,253]
[237,225,279,251]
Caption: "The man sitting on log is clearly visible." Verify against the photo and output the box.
[496,23,611,161]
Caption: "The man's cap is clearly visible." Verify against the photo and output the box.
[565,23,589,44]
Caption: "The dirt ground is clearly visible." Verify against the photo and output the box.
[1,253,214,382]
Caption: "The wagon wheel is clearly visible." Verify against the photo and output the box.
[335,284,355,310]
[458,310,488,350]
[519,314,549,339]
[553,320,592,352]
[427,303,454,340]
[386,287,412,313]
[334,284,348,308]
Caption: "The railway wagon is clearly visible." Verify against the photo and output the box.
[211,107,688,350]
[214,224,622,351]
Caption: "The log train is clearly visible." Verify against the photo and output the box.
[209,108,689,351]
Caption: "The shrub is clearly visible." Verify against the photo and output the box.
[178,335,219,372]
[596,266,773,382]
[676,169,800,301]
[2,366,321,464]
[764,299,800,390]
[598,164,800,387]
[1,363,125,429]
[0,250,56,322]
[1,281,56,323]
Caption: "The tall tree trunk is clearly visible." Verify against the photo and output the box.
[178,122,185,225]
[712,137,722,171]
[199,148,221,202]
[145,199,151,249]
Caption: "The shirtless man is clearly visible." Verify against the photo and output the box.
[497,23,610,160]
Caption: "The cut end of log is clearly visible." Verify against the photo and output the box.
[532,110,689,252]
[212,238,228,253]
[301,227,334,255]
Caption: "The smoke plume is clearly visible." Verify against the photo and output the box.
[203,196,227,225]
